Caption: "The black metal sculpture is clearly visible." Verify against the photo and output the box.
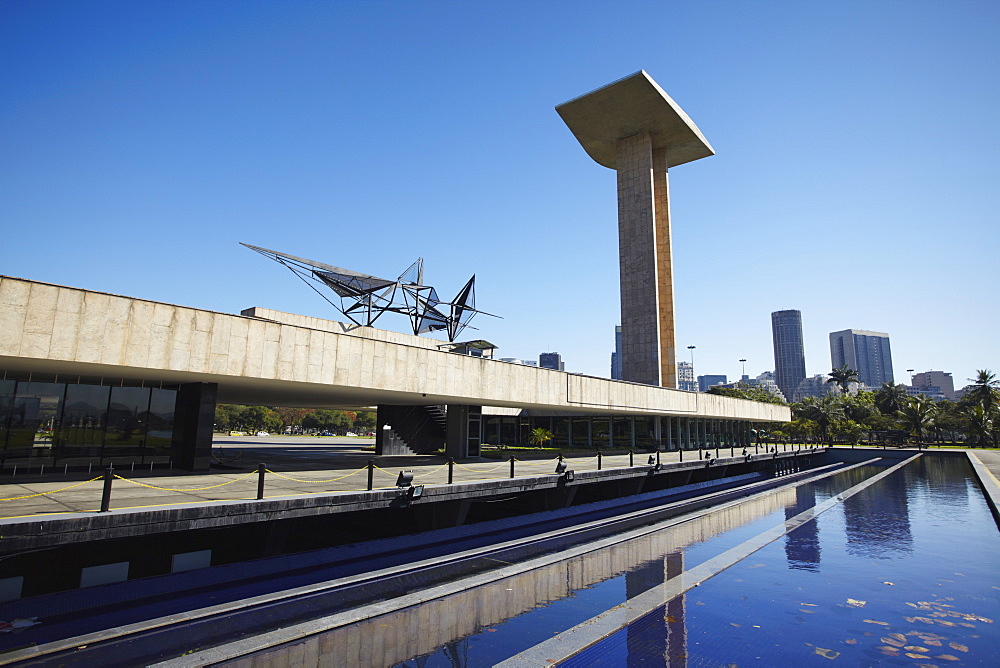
[241,243,498,341]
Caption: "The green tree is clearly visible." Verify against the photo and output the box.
[528,427,554,448]
[242,406,283,432]
[826,364,860,396]
[353,411,376,433]
[302,409,352,433]
[832,418,865,445]
[963,404,995,448]
[897,395,937,444]
[707,384,785,405]
[874,382,909,416]
[964,370,1000,413]
[795,395,843,445]
[214,404,248,431]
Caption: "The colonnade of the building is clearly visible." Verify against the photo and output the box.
[481,414,756,451]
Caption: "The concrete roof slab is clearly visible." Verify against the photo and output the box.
[556,70,714,169]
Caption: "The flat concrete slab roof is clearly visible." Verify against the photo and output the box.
[556,70,714,169]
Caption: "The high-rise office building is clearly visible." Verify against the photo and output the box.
[611,326,623,380]
[829,329,893,388]
[677,361,697,392]
[911,370,956,401]
[698,375,727,392]
[539,352,564,371]
[771,310,806,404]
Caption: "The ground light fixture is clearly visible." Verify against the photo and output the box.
[554,460,575,482]
[647,455,662,472]
[396,471,414,487]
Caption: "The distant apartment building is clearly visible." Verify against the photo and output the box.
[715,372,786,402]
[539,352,564,371]
[794,374,837,401]
[677,361,697,392]
[911,370,956,401]
[906,385,947,401]
[771,310,807,404]
[698,374,727,392]
[610,326,623,380]
[829,329,894,388]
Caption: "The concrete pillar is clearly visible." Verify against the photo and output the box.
[170,382,217,471]
[446,405,471,459]
[616,135,675,387]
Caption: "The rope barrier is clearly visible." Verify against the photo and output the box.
[511,457,561,466]
[373,464,407,478]
[0,476,102,501]
[454,462,508,473]
[412,463,449,478]
[113,470,257,492]
[264,467,366,484]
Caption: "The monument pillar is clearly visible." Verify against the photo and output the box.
[557,71,712,387]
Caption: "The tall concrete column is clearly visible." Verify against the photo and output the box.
[557,71,713,387]
[170,382,217,471]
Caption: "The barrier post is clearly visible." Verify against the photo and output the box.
[100,465,114,512]
[509,455,515,479]
[367,459,374,490]
[629,450,634,467]
[597,452,603,470]
[448,457,454,484]
[256,463,266,500]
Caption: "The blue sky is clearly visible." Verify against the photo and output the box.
[2,0,997,389]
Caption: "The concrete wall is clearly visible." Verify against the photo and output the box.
[0,276,789,422]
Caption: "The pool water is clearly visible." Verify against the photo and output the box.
[390,456,998,667]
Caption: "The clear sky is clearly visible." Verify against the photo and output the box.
[2,0,997,390]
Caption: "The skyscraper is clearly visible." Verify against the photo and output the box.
[539,352,564,371]
[771,310,806,404]
[677,361,697,392]
[611,326,623,380]
[829,329,893,388]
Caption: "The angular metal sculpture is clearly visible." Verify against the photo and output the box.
[241,243,497,341]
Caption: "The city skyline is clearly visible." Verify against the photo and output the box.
[2,2,996,386]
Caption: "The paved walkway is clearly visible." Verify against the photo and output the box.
[3,440,991,521]
[0,437,792,519]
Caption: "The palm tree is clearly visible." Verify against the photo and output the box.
[528,427,554,448]
[827,364,860,395]
[898,395,937,445]
[874,382,909,415]
[964,405,995,448]
[965,370,1000,413]
[796,395,844,445]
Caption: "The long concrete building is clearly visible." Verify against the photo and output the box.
[0,275,788,471]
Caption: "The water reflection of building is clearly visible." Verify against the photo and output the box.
[215,489,795,667]
[784,485,821,571]
[842,470,913,559]
[626,553,686,666]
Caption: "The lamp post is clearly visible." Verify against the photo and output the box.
[739,358,747,379]
[687,346,696,391]
[906,369,914,386]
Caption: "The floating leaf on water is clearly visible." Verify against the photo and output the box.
[876,646,900,653]
[934,620,956,626]
[844,639,857,645]
[930,612,949,618]
[863,619,890,626]
[814,648,839,659]
[882,581,894,585]
[881,637,905,648]
[936,655,960,661]
[953,573,964,576]
[801,603,819,607]
[925,640,942,646]
[974,615,994,623]
[918,633,946,641]
[904,646,929,653]
[799,609,817,614]
[666,615,678,623]
[939,578,956,583]
[730,623,742,627]
[695,601,705,606]
[747,564,765,569]
[888,633,907,642]
[904,653,928,659]
[956,622,975,628]
[948,642,968,652]
[847,599,866,607]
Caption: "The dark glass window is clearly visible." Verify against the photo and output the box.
[104,387,150,463]
[591,418,610,449]
[612,417,632,449]
[551,417,569,448]
[57,384,110,462]
[0,379,15,466]
[634,417,655,449]
[6,382,64,466]
[146,388,176,462]
[571,418,590,448]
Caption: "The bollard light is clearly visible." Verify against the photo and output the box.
[396,471,414,487]
[647,455,656,466]
[555,460,567,474]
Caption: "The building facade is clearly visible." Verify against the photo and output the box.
[610,326,623,380]
[697,375,727,392]
[911,370,956,401]
[539,352,564,371]
[771,310,806,404]
[829,329,894,388]
[677,361,697,392]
